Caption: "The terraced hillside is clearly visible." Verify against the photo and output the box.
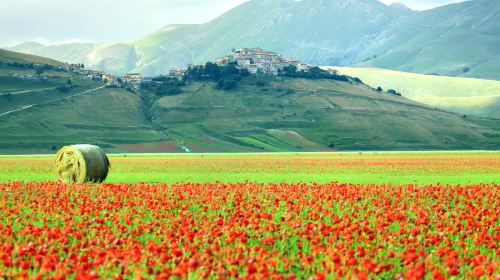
[0,49,164,153]
[139,77,500,152]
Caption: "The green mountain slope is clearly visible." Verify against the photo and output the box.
[1,49,498,153]
[0,48,63,66]
[132,0,405,76]
[357,0,500,80]
[6,42,138,75]
[8,42,95,64]
[324,67,500,118]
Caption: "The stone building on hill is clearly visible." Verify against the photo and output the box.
[167,48,314,80]
[214,48,309,75]
[169,67,186,80]
[124,73,142,88]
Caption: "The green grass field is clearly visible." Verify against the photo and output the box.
[323,67,500,118]
[1,152,498,185]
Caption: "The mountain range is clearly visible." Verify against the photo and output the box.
[5,0,500,80]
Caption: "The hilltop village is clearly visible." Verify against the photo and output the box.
[61,47,399,95]
[3,47,404,98]
[68,48,315,87]
[216,48,309,75]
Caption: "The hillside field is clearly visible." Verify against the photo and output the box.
[1,48,499,153]
[1,152,498,185]
[2,74,500,153]
[323,67,500,118]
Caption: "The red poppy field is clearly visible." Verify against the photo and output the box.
[0,181,499,279]
[0,152,499,279]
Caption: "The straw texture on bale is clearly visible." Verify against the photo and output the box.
[55,144,109,183]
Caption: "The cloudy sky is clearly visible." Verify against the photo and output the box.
[0,0,468,47]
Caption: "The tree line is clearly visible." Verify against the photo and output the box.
[142,62,366,96]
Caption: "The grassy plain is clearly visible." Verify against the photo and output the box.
[0,152,498,185]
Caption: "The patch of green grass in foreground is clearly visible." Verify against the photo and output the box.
[0,151,498,185]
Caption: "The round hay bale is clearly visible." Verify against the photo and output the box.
[55,144,110,183]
